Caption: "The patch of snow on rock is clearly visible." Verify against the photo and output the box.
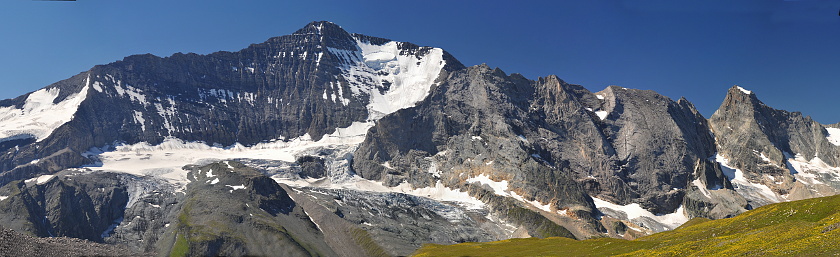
[692,179,711,198]
[825,128,840,146]
[25,175,56,185]
[226,184,246,192]
[716,153,782,203]
[510,191,552,213]
[595,110,608,120]
[592,197,689,230]
[87,121,374,185]
[0,85,89,142]
[735,86,752,95]
[466,174,509,196]
[328,38,446,120]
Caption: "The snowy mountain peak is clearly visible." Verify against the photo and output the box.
[294,21,344,35]
[734,85,752,95]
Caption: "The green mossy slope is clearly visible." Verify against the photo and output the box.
[414,194,840,256]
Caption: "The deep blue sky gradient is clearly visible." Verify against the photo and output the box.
[1,0,839,123]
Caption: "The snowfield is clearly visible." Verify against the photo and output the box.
[0,84,89,142]
[328,37,446,120]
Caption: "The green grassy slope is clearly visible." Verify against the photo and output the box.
[413,194,840,256]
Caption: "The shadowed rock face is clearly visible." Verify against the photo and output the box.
[0,170,128,242]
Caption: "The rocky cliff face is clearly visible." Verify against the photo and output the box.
[710,86,840,205]
[0,170,128,241]
[0,224,144,257]
[352,64,739,232]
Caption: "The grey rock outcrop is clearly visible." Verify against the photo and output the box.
[710,86,840,204]
[155,161,336,257]
[0,224,144,257]
[0,170,128,242]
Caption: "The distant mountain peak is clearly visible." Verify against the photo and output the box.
[295,21,341,33]
[720,85,762,110]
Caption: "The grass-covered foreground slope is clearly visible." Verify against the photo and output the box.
[413,194,840,256]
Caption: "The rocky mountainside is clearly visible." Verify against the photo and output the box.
[709,86,840,206]
[354,65,742,232]
[0,224,144,257]
[0,21,462,186]
[0,21,839,256]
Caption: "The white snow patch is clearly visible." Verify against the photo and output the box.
[208,178,219,185]
[0,196,8,201]
[716,154,782,203]
[427,161,441,178]
[0,85,89,142]
[122,85,147,105]
[595,110,608,120]
[825,128,840,146]
[302,209,322,232]
[328,38,445,120]
[592,197,689,229]
[381,161,393,169]
[133,111,146,131]
[735,86,752,94]
[692,179,711,198]
[88,74,103,92]
[25,175,55,185]
[86,121,373,186]
[787,153,840,185]
[596,94,605,100]
[757,151,774,164]
[510,191,552,213]
[466,174,510,196]
[226,184,246,192]
[206,169,215,178]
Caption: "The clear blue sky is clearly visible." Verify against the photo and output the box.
[2,0,839,123]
